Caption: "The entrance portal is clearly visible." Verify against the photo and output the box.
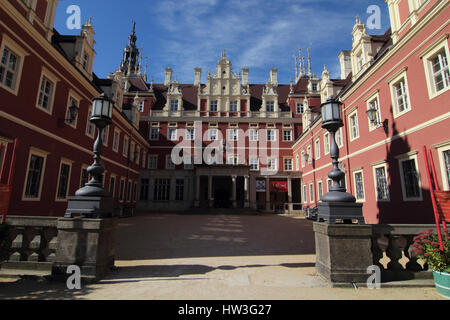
[213,177,232,208]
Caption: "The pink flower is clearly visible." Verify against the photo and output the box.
[424,253,431,257]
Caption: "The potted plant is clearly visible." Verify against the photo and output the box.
[412,229,450,299]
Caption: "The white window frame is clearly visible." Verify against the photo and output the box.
[118,177,125,202]
[168,128,178,141]
[266,101,275,112]
[123,136,129,158]
[303,184,308,204]
[437,142,450,191]
[22,147,49,201]
[372,162,390,202]
[229,100,238,112]
[55,158,73,201]
[208,128,218,141]
[210,100,218,112]
[315,139,321,160]
[307,145,312,164]
[150,127,159,141]
[398,153,423,201]
[317,180,323,202]
[296,103,304,114]
[366,93,383,132]
[283,158,293,172]
[324,132,330,155]
[170,99,179,111]
[35,67,59,115]
[353,169,365,202]
[249,129,259,142]
[228,129,238,141]
[389,70,412,118]
[348,109,360,141]
[112,128,121,152]
[267,129,277,142]
[166,154,175,170]
[0,34,28,96]
[186,128,195,141]
[336,127,344,148]
[109,174,117,198]
[283,130,293,142]
[421,37,450,99]
[101,126,109,147]
[309,183,314,203]
[148,155,158,169]
[250,157,259,171]
[301,150,306,168]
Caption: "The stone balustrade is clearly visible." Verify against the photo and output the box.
[0,216,59,275]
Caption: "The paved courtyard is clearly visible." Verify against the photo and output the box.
[0,213,445,300]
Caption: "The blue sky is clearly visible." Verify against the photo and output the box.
[54,0,390,84]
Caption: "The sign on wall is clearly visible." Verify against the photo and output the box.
[256,180,266,193]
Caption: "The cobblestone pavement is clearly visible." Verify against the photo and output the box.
[0,213,445,300]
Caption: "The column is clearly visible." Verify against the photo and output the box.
[287,177,293,214]
[244,175,250,208]
[265,177,271,212]
[208,175,213,208]
[232,176,237,208]
[195,175,200,207]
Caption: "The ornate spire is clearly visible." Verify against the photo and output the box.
[120,21,140,77]
[307,48,312,77]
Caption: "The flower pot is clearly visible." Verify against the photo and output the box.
[433,270,450,299]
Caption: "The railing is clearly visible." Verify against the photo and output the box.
[371,224,436,281]
[0,217,59,274]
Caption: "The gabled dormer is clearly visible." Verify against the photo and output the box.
[351,17,372,80]
[76,18,96,80]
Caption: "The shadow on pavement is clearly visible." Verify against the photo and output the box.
[115,213,315,260]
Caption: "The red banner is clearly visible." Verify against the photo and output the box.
[270,181,288,192]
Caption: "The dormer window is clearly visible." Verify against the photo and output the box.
[170,99,178,111]
[82,52,89,71]
[312,83,318,91]
[210,100,218,112]
[357,52,364,72]
[266,101,275,112]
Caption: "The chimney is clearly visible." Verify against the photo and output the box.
[270,68,278,86]
[338,50,352,80]
[242,68,249,86]
[194,67,202,86]
[164,67,173,86]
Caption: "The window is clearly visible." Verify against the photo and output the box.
[138,101,144,112]
[175,179,184,201]
[267,130,276,142]
[315,139,321,159]
[148,155,158,169]
[140,179,149,201]
[348,110,359,141]
[399,155,422,201]
[422,40,450,98]
[373,164,390,201]
[82,52,89,71]
[296,155,300,171]
[113,129,120,152]
[166,155,175,169]
[390,72,411,117]
[318,181,323,201]
[109,176,116,198]
[266,101,275,112]
[230,101,238,112]
[357,52,364,72]
[249,129,258,142]
[228,155,239,166]
[170,99,179,111]
[336,128,344,148]
[208,129,218,141]
[0,46,19,90]
[55,162,71,200]
[186,128,195,141]
[85,106,95,138]
[250,157,259,171]
[123,136,129,157]
[119,178,125,202]
[168,128,178,141]
[23,150,47,200]
[283,130,292,142]
[150,128,159,140]
[309,183,314,203]
[327,179,333,192]
[284,158,293,171]
[154,179,170,201]
[324,133,330,155]
[210,100,218,112]
[303,185,308,203]
[37,75,55,112]
[130,142,135,162]
[367,95,382,131]
[301,151,306,168]
[296,103,304,114]
[307,145,312,163]
[268,157,277,171]
[353,170,365,202]
[430,49,450,92]
[126,181,132,202]
[439,147,450,191]
[228,129,238,141]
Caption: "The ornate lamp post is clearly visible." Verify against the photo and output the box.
[65,93,114,218]
[318,98,365,224]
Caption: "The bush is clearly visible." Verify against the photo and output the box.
[411,229,450,273]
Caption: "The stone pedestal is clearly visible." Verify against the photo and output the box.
[65,196,114,219]
[317,202,365,224]
[313,222,373,285]
[52,217,117,282]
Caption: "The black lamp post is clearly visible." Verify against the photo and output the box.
[65,93,114,218]
[317,98,365,224]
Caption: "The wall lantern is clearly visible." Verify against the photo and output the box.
[366,105,389,134]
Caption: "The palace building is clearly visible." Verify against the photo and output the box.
[0,0,449,224]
